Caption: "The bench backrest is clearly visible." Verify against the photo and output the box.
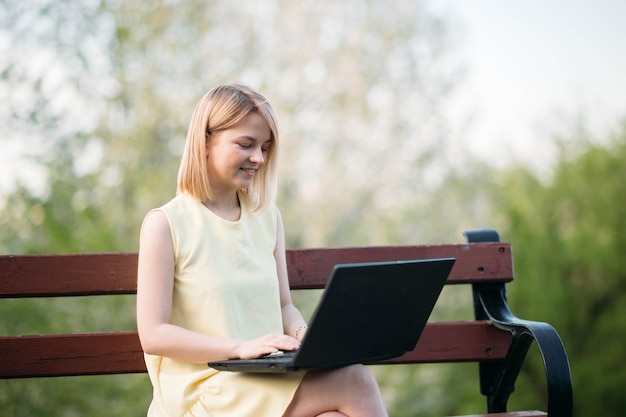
[0,242,513,378]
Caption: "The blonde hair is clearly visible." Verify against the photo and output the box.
[177,83,279,211]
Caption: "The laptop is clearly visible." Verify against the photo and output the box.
[208,257,455,373]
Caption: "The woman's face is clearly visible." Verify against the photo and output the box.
[205,111,272,197]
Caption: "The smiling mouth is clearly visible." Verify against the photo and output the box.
[241,168,256,176]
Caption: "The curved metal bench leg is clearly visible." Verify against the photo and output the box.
[464,229,573,417]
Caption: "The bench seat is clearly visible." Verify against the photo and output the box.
[0,229,572,416]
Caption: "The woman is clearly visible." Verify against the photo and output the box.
[137,83,388,416]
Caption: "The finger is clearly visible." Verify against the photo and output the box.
[259,334,299,352]
[272,336,300,351]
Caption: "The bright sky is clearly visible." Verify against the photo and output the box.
[437,0,626,170]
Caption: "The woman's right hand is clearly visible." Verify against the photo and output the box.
[233,333,300,360]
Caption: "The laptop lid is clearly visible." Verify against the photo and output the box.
[208,257,455,373]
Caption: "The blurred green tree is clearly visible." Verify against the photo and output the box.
[493,122,626,417]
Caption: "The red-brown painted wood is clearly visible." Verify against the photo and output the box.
[0,243,513,297]
[0,332,145,378]
[379,321,512,365]
[286,243,513,288]
[0,253,138,297]
[0,322,511,378]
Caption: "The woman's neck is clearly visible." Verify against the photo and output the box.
[202,192,241,221]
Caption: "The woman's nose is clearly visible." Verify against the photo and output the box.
[250,147,265,164]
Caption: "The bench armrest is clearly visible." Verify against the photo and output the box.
[464,229,573,417]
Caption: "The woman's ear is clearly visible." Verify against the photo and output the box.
[205,131,211,157]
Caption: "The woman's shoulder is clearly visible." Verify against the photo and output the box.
[142,194,199,227]
[155,193,201,215]
[140,209,170,237]
[248,201,280,223]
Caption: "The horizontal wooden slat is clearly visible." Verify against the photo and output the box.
[374,321,512,365]
[0,253,138,298]
[0,322,511,378]
[0,243,513,297]
[286,243,513,289]
[0,332,146,378]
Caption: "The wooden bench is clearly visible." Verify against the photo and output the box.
[0,228,572,416]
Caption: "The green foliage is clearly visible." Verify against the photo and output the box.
[494,123,626,417]
[0,374,151,417]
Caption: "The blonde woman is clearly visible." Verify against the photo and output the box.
[137,83,388,417]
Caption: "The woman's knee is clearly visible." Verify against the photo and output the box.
[296,364,380,398]
[318,365,387,415]
[338,364,379,393]
[285,365,387,417]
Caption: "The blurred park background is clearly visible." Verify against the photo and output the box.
[1,0,625,415]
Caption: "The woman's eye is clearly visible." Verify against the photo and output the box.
[239,143,252,149]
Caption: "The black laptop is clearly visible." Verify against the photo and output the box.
[208,257,455,373]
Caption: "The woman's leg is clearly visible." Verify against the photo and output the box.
[283,364,388,417]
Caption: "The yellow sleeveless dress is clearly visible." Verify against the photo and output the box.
[143,193,304,417]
